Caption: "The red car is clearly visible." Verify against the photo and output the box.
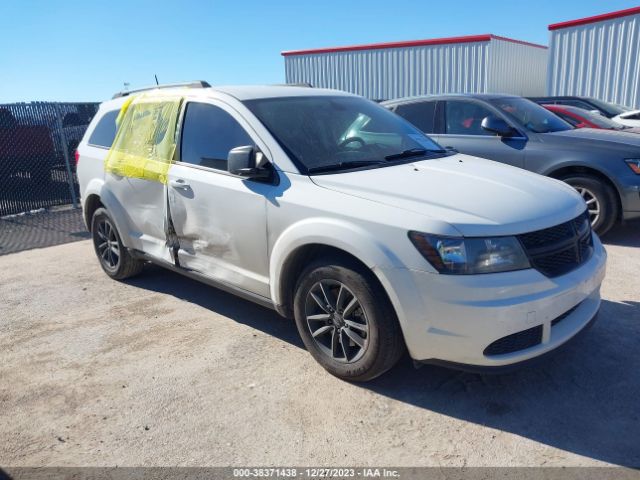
[543,104,640,133]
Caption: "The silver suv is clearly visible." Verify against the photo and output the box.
[77,83,605,381]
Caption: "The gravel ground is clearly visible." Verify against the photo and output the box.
[0,223,639,467]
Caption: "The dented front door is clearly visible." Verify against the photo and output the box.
[167,164,270,297]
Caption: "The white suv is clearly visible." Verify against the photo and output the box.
[77,83,606,381]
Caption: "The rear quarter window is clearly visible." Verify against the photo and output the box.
[88,110,118,148]
[394,101,436,133]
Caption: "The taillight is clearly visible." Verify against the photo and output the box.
[74,149,80,165]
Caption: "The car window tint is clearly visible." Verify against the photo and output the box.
[88,110,118,147]
[394,102,436,133]
[180,102,253,171]
[444,100,494,136]
[556,112,580,127]
[559,100,592,111]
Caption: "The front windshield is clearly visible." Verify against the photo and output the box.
[490,97,573,133]
[586,98,630,116]
[244,96,446,173]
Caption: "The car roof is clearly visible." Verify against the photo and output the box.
[99,85,354,110]
[529,95,596,102]
[382,92,517,106]
[209,85,352,100]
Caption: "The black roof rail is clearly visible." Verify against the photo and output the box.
[112,80,211,99]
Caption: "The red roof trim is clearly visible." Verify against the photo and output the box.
[549,6,640,30]
[281,34,547,57]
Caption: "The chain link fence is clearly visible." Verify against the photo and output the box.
[0,102,99,216]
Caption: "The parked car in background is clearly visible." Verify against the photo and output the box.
[612,109,640,128]
[384,94,640,235]
[78,83,606,381]
[49,104,99,171]
[543,104,640,134]
[528,95,632,119]
[0,107,56,183]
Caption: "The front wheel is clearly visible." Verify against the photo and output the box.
[91,208,144,280]
[560,174,618,236]
[293,258,405,382]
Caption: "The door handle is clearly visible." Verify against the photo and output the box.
[169,179,190,189]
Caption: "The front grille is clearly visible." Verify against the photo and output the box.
[518,211,593,278]
[483,325,543,356]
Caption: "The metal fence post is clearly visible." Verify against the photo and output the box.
[54,103,78,208]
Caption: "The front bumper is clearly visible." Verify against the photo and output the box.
[619,179,640,220]
[380,234,607,367]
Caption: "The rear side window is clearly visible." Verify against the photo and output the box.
[395,102,436,133]
[88,110,118,147]
[180,102,253,171]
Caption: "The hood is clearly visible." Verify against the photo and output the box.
[310,154,586,237]
[544,127,640,150]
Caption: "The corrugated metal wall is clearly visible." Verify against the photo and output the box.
[284,39,548,100]
[547,14,640,108]
[285,42,491,100]
[489,39,547,95]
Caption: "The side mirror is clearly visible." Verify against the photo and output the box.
[481,116,515,137]
[575,122,587,129]
[227,145,271,180]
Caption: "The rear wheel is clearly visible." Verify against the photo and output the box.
[91,208,144,280]
[293,257,405,382]
[560,174,618,236]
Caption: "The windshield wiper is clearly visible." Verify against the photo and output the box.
[384,147,446,161]
[307,160,385,174]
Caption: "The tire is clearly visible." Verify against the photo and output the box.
[293,257,405,382]
[91,207,144,280]
[559,174,618,236]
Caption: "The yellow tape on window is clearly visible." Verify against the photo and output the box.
[105,93,183,184]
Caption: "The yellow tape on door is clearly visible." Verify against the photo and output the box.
[105,93,183,184]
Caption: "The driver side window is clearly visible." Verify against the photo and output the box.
[180,102,254,171]
[444,100,495,136]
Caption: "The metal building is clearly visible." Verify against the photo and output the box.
[547,6,640,109]
[282,34,548,101]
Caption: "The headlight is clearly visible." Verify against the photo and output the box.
[408,232,531,274]
[624,159,640,175]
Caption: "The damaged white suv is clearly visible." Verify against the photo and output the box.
[77,82,606,381]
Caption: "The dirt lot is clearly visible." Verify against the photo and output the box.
[0,223,639,467]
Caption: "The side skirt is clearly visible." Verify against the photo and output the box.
[129,249,278,313]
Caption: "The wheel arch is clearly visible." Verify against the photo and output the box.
[81,179,137,248]
[546,164,622,220]
[83,193,104,231]
[270,220,403,319]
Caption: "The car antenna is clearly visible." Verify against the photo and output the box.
[154,75,159,86]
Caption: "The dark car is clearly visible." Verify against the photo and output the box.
[0,107,56,182]
[528,96,630,119]
[543,104,640,134]
[383,94,640,235]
